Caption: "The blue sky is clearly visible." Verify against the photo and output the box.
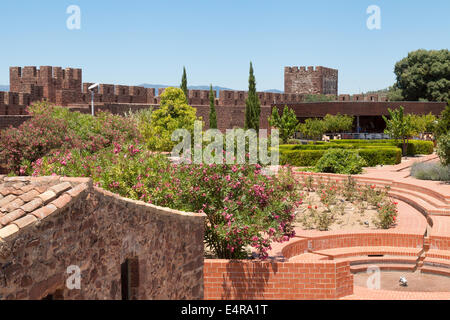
[0,0,448,93]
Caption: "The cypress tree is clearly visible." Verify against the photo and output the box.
[180,66,188,102]
[244,62,261,131]
[209,84,217,129]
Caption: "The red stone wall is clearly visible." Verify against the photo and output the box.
[204,259,353,300]
[284,66,338,95]
[278,101,447,117]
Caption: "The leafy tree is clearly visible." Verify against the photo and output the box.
[180,66,188,103]
[323,113,354,133]
[269,106,299,143]
[298,118,326,141]
[146,87,199,151]
[437,133,450,166]
[209,84,217,129]
[244,62,261,131]
[387,86,404,101]
[382,106,415,155]
[394,49,450,102]
[435,101,450,138]
[408,113,437,135]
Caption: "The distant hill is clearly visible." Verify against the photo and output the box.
[263,89,283,93]
[0,85,9,92]
[139,84,233,92]
[139,84,283,94]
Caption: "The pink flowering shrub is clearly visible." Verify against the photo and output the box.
[0,102,140,175]
[34,144,300,259]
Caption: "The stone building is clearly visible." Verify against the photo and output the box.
[0,176,205,300]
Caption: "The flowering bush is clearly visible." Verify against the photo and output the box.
[0,102,140,175]
[34,144,300,259]
[373,200,398,229]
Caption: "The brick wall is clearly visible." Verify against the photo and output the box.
[279,101,447,118]
[204,259,353,300]
[0,116,31,130]
[0,177,205,300]
[281,233,424,257]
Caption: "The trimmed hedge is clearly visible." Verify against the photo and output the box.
[280,147,402,167]
[280,150,326,167]
[326,139,434,155]
[357,148,402,166]
[279,139,433,156]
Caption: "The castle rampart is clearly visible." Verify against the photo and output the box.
[0,65,445,132]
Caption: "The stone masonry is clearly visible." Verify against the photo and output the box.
[0,176,205,300]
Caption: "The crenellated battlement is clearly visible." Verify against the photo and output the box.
[338,93,388,102]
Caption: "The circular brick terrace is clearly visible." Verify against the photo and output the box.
[270,155,450,300]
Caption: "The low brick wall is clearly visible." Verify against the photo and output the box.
[204,259,353,300]
[282,233,424,256]
[0,177,205,300]
[430,236,450,251]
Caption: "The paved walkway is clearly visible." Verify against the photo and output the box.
[342,286,450,300]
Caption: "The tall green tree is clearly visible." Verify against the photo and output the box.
[382,106,415,156]
[209,84,217,129]
[435,101,450,138]
[244,62,261,131]
[323,113,354,134]
[298,118,326,142]
[394,49,450,102]
[269,106,299,143]
[180,66,188,103]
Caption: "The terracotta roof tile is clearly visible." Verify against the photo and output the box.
[50,182,72,195]
[0,176,91,239]
[21,198,43,213]
[19,190,40,202]
[0,209,25,226]
[13,214,38,229]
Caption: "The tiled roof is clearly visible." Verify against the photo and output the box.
[0,176,90,240]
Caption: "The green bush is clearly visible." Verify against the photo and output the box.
[357,148,402,166]
[437,133,450,166]
[411,162,450,181]
[315,149,367,174]
[279,147,402,168]
[34,144,299,260]
[280,149,325,167]
[399,140,434,155]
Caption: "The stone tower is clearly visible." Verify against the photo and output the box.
[284,66,338,95]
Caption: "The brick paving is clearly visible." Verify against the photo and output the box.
[280,154,450,299]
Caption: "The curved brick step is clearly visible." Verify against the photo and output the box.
[390,187,450,210]
[288,252,330,262]
[336,256,418,266]
[350,263,416,273]
[392,181,450,205]
[421,266,450,277]
[423,257,450,269]
[313,246,422,260]
[389,191,450,216]
[426,249,450,260]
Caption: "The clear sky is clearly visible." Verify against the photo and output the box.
[0,0,448,93]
